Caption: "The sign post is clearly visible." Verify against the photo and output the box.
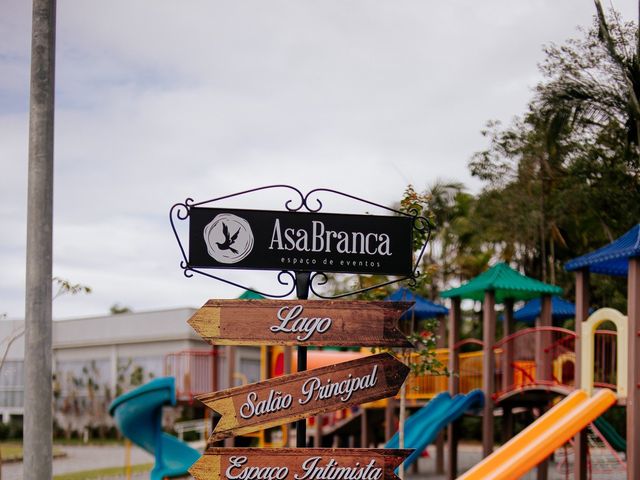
[295,272,310,448]
[187,300,413,347]
[171,187,431,478]
[199,353,409,442]
[188,207,414,276]
[190,448,413,480]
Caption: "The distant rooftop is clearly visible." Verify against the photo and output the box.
[513,296,581,325]
[387,287,448,320]
[565,224,640,276]
[441,262,562,303]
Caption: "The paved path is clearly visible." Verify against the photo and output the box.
[1,444,153,480]
[407,444,626,480]
[1,443,627,479]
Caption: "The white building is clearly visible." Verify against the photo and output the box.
[0,308,261,424]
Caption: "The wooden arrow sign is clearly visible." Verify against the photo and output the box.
[188,300,413,347]
[190,448,413,480]
[197,353,409,442]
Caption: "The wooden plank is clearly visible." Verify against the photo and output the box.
[188,300,413,347]
[190,447,413,480]
[197,353,409,442]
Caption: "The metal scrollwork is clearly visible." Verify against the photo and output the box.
[170,185,433,298]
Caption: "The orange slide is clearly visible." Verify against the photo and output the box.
[458,389,616,480]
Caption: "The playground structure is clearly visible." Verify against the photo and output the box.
[109,377,200,480]
[110,224,640,479]
[158,307,629,478]
[385,390,484,469]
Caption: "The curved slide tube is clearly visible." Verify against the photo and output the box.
[458,389,617,480]
[109,377,201,480]
[386,389,484,468]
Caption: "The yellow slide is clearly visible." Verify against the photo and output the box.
[458,389,616,480]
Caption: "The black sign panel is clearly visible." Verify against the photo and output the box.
[188,207,413,275]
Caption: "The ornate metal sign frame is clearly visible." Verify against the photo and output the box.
[170,185,432,299]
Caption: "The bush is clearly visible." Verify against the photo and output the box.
[0,418,23,440]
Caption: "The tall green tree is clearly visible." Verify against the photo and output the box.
[469,3,640,308]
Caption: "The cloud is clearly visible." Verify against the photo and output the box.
[1,0,636,318]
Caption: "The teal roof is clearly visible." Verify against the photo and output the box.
[238,290,265,299]
[441,262,562,303]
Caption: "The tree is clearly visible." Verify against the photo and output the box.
[54,360,112,440]
[468,4,640,308]
[0,278,92,375]
[1,279,90,473]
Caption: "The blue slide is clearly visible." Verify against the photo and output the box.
[386,389,484,468]
[109,377,201,480]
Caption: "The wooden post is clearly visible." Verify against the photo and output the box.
[314,415,322,448]
[482,290,496,457]
[447,297,461,480]
[535,404,549,480]
[284,345,292,447]
[627,258,640,480]
[536,295,553,383]
[224,345,236,447]
[574,269,589,480]
[295,272,310,449]
[502,299,514,393]
[360,407,368,448]
[502,404,514,443]
[502,299,515,447]
[435,315,446,475]
[211,345,219,393]
[385,397,395,442]
[539,288,553,480]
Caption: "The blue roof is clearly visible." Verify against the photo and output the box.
[386,287,449,320]
[565,224,640,276]
[513,296,579,325]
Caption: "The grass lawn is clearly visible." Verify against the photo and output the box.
[0,443,24,461]
[52,463,153,480]
[53,438,125,446]
[0,442,65,462]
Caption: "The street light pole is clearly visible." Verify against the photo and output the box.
[24,1,56,478]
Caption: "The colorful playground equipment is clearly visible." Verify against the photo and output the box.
[160,307,628,476]
[160,307,628,478]
[385,390,484,469]
[437,257,636,479]
[114,225,640,479]
[109,377,200,480]
[459,389,617,480]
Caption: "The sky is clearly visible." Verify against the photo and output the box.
[1,0,637,319]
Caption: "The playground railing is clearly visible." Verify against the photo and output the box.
[400,341,485,400]
[174,419,207,441]
[493,326,576,398]
[593,330,618,391]
[163,328,619,405]
[164,349,220,402]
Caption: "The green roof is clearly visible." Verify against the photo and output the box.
[440,262,562,303]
